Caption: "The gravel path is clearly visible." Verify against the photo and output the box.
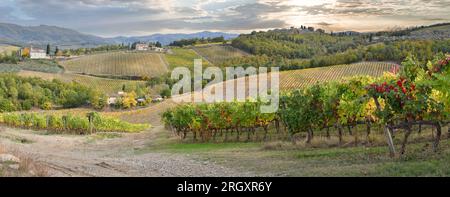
[0,126,254,177]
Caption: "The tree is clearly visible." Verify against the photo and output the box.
[89,90,107,110]
[147,77,162,88]
[55,46,62,56]
[0,98,16,112]
[155,41,162,48]
[8,87,18,100]
[21,48,30,58]
[46,44,51,55]
[122,91,137,109]
[160,88,171,98]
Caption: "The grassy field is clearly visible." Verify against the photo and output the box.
[0,59,63,73]
[0,45,19,54]
[60,51,168,78]
[280,62,396,90]
[192,45,249,64]
[165,48,210,70]
[17,70,148,95]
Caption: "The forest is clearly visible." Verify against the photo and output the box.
[223,39,450,71]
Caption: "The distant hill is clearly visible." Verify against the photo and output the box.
[0,23,239,48]
[108,31,239,46]
[0,23,108,48]
[409,24,450,39]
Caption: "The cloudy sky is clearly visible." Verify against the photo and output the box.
[0,0,449,37]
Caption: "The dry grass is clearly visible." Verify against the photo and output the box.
[0,45,19,54]
[0,146,47,177]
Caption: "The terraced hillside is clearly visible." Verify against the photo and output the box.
[192,45,249,64]
[280,62,396,90]
[60,51,168,78]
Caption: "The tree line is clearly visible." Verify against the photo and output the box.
[169,36,226,47]
[0,51,20,64]
[61,44,130,56]
[0,112,149,134]
[0,74,107,112]
[231,31,365,59]
[220,39,450,71]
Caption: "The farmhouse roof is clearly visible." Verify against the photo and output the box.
[30,47,45,53]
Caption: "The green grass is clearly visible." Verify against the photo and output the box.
[138,125,450,176]
[192,45,249,64]
[165,48,211,70]
[160,142,259,153]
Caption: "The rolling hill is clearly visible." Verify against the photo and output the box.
[192,45,249,64]
[165,48,211,70]
[60,51,169,78]
[0,44,19,54]
[0,23,108,47]
[109,31,239,46]
[111,61,396,124]
[0,22,238,48]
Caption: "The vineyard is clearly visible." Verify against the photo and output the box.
[162,54,450,156]
[192,45,249,64]
[0,112,150,134]
[17,71,147,95]
[81,62,396,125]
[60,51,168,78]
[165,48,210,70]
[280,62,396,90]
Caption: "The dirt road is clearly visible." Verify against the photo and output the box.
[0,125,254,177]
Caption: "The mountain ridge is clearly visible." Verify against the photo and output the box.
[0,23,239,48]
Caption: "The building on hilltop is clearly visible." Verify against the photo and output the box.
[150,46,164,52]
[29,47,48,59]
[135,43,149,51]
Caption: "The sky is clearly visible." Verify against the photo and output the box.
[0,0,449,37]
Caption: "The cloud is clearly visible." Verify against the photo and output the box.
[0,0,448,36]
[316,22,333,27]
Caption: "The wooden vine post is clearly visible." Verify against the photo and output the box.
[87,112,96,134]
[373,97,396,157]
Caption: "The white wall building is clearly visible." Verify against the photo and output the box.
[30,47,48,59]
[135,44,149,51]
[108,97,118,105]
[150,46,164,52]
